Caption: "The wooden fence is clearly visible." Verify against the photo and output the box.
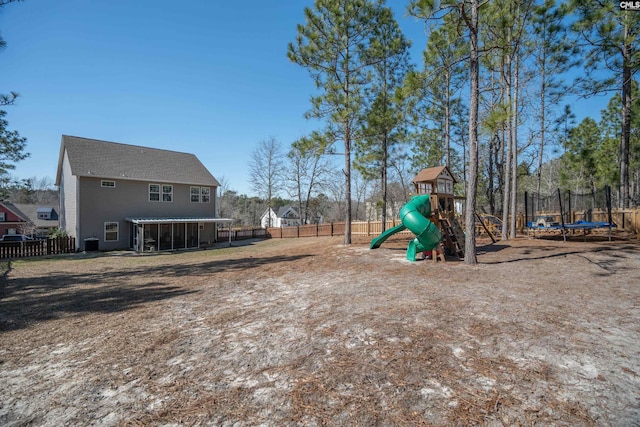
[267,209,640,240]
[267,220,414,239]
[610,208,640,234]
[0,237,76,259]
[217,227,270,241]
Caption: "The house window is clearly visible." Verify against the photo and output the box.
[101,180,116,188]
[201,187,210,203]
[190,187,211,203]
[149,184,160,201]
[0,212,5,222]
[191,186,201,203]
[105,222,119,241]
[162,185,173,202]
[149,184,173,202]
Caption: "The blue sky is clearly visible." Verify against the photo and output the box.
[1,0,605,196]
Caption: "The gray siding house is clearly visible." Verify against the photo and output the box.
[55,135,230,252]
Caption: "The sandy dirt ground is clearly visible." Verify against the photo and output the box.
[1,234,639,426]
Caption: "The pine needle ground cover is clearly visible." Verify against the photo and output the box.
[1,236,639,426]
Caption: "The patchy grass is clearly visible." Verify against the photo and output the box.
[1,235,639,426]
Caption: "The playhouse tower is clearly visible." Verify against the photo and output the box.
[411,166,465,258]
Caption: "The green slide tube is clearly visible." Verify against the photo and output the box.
[399,194,442,261]
[369,223,407,249]
[370,194,442,262]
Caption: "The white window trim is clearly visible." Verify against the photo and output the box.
[104,222,119,242]
[201,187,211,203]
[162,185,173,202]
[101,180,116,188]
[190,186,201,203]
[149,184,161,202]
[149,183,174,202]
[190,186,211,203]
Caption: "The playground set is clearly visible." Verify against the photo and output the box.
[370,166,465,262]
[369,169,620,260]
[525,185,617,240]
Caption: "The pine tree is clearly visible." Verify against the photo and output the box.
[355,7,411,231]
[568,0,640,208]
[408,0,482,264]
[531,0,578,195]
[0,0,29,188]
[562,117,605,194]
[600,80,640,203]
[406,13,467,172]
[289,0,395,244]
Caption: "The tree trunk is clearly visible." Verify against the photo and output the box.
[445,69,451,167]
[487,134,495,214]
[510,48,519,238]
[464,0,479,265]
[537,28,546,196]
[620,31,631,209]
[382,133,388,232]
[344,122,352,245]
[501,50,512,241]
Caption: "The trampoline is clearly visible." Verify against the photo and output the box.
[564,220,616,230]
[525,186,617,240]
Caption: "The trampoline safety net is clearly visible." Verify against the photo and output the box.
[524,186,614,227]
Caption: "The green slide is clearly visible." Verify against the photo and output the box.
[370,194,442,262]
[370,223,407,249]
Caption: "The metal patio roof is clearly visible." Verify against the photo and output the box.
[125,217,234,224]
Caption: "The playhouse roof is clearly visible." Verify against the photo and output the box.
[412,166,457,184]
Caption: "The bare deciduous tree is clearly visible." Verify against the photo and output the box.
[249,137,284,228]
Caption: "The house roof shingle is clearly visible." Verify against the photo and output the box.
[13,204,59,229]
[276,205,299,218]
[56,135,220,187]
[412,166,457,184]
[0,201,29,223]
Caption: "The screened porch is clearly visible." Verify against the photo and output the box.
[126,217,234,253]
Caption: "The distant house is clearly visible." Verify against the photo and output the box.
[0,202,30,236]
[364,201,405,222]
[12,204,60,238]
[55,135,232,252]
[260,205,301,228]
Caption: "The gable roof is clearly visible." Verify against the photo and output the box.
[260,205,300,219]
[412,166,457,184]
[0,201,29,223]
[276,205,299,218]
[12,204,59,228]
[55,135,220,187]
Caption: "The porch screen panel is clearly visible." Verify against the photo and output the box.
[173,223,186,249]
[159,223,172,250]
[144,224,159,251]
[186,223,199,248]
